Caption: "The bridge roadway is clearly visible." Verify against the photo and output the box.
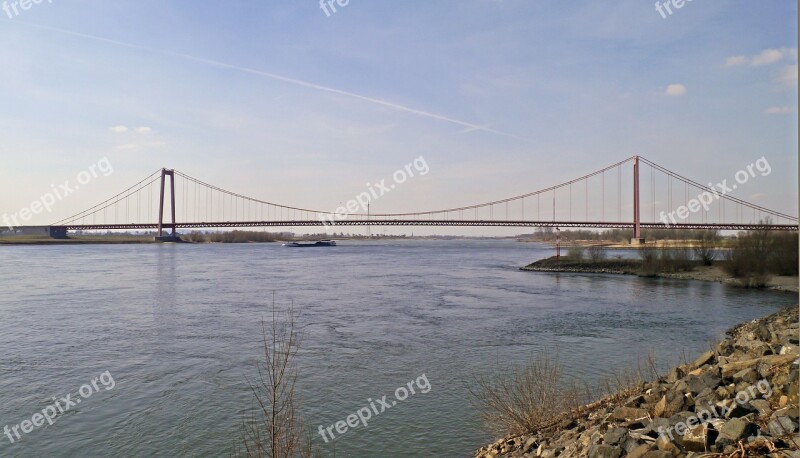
[55,220,800,232]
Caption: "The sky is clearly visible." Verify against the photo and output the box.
[0,0,797,235]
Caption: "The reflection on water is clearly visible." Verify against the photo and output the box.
[0,240,794,457]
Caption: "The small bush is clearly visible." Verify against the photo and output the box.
[693,230,720,266]
[470,351,661,437]
[770,232,799,276]
[723,227,772,287]
[658,249,674,272]
[721,221,798,284]
[183,231,207,243]
[469,351,582,436]
[587,246,607,263]
[567,246,585,261]
[638,246,659,276]
[189,230,278,243]
[639,247,695,275]
[664,248,694,273]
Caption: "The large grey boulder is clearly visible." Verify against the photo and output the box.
[718,418,757,441]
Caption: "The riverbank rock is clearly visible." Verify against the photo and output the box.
[475,306,800,457]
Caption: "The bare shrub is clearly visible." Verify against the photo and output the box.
[770,232,798,276]
[567,246,585,261]
[183,231,208,243]
[723,218,798,282]
[693,230,719,266]
[234,300,317,458]
[639,247,696,275]
[471,351,662,438]
[723,225,773,288]
[209,231,277,243]
[663,248,694,273]
[657,249,674,273]
[587,246,607,263]
[638,245,659,276]
[185,231,279,243]
[469,351,582,436]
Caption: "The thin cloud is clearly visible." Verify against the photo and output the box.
[726,48,798,67]
[725,56,748,67]
[15,21,529,143]
[110,125,153,134]
[664,84,687,96]
[777,64,798,87]
[765,106,793,115]
[752,48,788,66]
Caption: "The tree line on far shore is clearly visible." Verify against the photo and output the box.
[561,227,797,287]
[520,227,780,243]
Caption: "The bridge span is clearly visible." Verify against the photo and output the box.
[43,156,797,240]
[57,220,799,232]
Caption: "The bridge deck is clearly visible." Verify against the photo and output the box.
[56,220,799,231]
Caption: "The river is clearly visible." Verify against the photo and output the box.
[0,240,794,457]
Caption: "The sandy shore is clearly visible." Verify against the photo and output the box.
[657,265,799,293]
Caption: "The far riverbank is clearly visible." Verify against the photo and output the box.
[522,257,799,293]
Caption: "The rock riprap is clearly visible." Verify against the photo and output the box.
[475,306,799,457]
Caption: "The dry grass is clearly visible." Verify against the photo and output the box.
[469,351,584,436]
[470,350,661,438]
[470,351,574,435]
[597,351,661,399]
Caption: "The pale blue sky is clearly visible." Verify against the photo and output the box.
[0,0,797,234]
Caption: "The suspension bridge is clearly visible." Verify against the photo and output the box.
[49,156,798,241]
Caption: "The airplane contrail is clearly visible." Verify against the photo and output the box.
[456,123,496,134]
[14,21,529,142]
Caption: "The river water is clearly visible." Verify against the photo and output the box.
[0,240,794,457]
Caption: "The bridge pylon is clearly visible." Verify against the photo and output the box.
[632,155,644,244]
[156,168,180,242]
